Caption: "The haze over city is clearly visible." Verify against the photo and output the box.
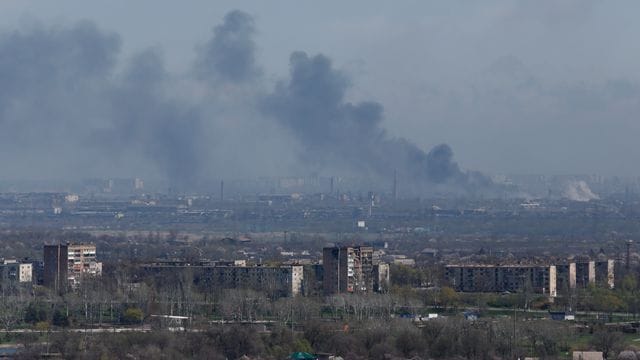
[2,3,640,359]
[1,1,639,189]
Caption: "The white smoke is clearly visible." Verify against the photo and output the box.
[563,180,599,202]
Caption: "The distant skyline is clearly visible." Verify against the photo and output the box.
[1,1,639,181]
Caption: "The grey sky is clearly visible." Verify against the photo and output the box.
[1,0,639,179]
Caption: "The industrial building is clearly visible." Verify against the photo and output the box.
[322,245,389,295]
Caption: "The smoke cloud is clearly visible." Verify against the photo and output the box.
[563,180,599,202]
[194,10,261,84]
[0,21,207,189]
[0,10,497,195]
[108,49,205,188]
[263,51,495,193]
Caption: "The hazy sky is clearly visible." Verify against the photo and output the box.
[1,0,639,180]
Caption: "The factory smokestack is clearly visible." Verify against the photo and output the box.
[393,169,398,200]
[220,180,224,201]
[330,177,334,197]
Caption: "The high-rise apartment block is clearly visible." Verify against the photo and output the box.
[43,243,102,291]
[67,243,102,287]
[43,244,68,293]
[323,245,389,295]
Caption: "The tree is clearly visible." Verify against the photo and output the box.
[219,325,264,359]
[24,302,48,324]
[123,307,143,324]
[390,264,424,287]
[395,327,425,357]
[52,309,69,327]
[439,286,459,310]
[590,328,624,359]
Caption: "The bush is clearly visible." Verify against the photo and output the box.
[122,308,144,324]
[24,302,48,324]
[52,309,70,327]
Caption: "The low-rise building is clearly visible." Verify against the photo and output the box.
[0,260,33,293]
[572,351,603,360]
[0,260,32,283]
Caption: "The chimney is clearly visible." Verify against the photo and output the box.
[393,169,398,200]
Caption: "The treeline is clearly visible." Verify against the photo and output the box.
[10,317,632,359]
[1,273,638,359]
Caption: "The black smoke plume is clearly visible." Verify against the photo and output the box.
[0,10,496,195]
[0,21,204,189]
[263,51,493,192]
[195,10,260,84]
[107,49,204,188]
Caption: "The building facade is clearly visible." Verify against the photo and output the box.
[0,260,32,294]
[445,264,557,297]
[67,243,102,287]
[323,245,382,295]
[595,259,615,289]
[373,263,390,293]
[142,263,303,297]
[0,260,32,283]
[575,261,595,288]
[556,263,577,292]
[43,244,68,293]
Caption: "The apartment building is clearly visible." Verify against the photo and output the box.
[67,243,102,287]
[0,260,32,294]
[43,243,102,291]
[43,244,68,293]
[322,245,388,295]
[142,262,303,297]
[444,264,557,297]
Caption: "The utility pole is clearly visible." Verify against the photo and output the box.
[513,303,517,356]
